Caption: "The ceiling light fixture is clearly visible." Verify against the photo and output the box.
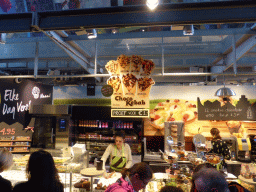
[112,28,118,34]
[215,74,236,97]
[146,0,159,10]
[183,25,194,36]
[87,29,97,39]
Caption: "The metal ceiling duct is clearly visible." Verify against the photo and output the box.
[215,87,236,97]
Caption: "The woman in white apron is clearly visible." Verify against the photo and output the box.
[101,132,133,172]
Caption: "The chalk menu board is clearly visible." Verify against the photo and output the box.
[0,79,52,142]
[197,95,256,121]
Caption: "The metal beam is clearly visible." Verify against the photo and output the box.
[37,1,256,31]
[5,28,256,45]
[217,35,256,71]
[0,1,256,33]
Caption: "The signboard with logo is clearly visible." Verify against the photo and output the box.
[0,79,53,126]
[105,55,155,117]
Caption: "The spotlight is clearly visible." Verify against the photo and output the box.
[87,29,97,39]
[183,25,194,36]
[146,0,159,10]
[112,28,118,34]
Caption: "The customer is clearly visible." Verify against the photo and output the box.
[101,131,132,172]
[13,149,63,192]
[190,163,215,192]
[105,162,153,192]
[160,186,184,192]
[209,128,231,160]
[0,148,13,192]
[192,168,230,192]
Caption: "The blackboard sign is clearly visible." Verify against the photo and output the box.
[197,95,255,121]
[0,79,52,126]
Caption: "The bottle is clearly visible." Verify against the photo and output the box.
[99,121,101,128]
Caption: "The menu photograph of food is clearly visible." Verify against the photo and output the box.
[105,54,155,108]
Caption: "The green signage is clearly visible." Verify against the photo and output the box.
[111,109,149,118]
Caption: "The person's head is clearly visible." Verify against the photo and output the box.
[160,186,184,192]
[210,128,221,140]
[192,168,229,192]
[193,163,215,174]
[114,131,125,149]
[0,148,13,172]
[121,162,153,192]
[26,149,59,182]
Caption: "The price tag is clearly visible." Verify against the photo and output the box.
[0,128,15,135]
[111,109,149,118]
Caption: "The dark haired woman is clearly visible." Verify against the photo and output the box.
[208,128,231,170]
[101,131,133,172]
[0,148,13,192]
[209,128,231,160]
[13,150,64,192]
[105,162,153,192]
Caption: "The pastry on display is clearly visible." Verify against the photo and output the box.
[122,74,137,95]
[130,55,143,74]
[118,54,130,74]
[140,59,155,76]
[74,178,90,191]
[137,77,155,98]
[105,60,120,76]
[107,76,122,95]
[150,99,197,129]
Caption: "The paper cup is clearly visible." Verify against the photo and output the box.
[140,59,155,76]
[130,55,143,75]
[107,76,123,95]
[137,77,155,98]
[122,74,137,96]
[117,54,130,74]
[105,60,120,76]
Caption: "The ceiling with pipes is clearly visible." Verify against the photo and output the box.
[1,2,256,86]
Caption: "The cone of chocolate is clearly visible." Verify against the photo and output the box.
[137,77,155,98]
[130,55,143,75]
[107,76,123,95]
[117,54,130,74]
[122,74,137,96]
[140,59,155,76]
[105,60,120,76]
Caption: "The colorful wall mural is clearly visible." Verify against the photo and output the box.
[53,85,256,138]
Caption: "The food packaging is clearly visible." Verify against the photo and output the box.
[140,59,155,76]
[137,77,155,98]
[107,76,123,95]
[105,60,120,76]
[130,55,143,75]
[122,74,137,96]
[117,54,130,74]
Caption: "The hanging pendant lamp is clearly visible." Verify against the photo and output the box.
[215,87,236,97]
[215,74,236,97]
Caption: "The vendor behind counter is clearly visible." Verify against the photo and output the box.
[101,132,133,172]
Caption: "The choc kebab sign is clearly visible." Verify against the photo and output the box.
[105,55,155,117]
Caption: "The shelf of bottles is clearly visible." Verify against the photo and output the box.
[76,120,134,130]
